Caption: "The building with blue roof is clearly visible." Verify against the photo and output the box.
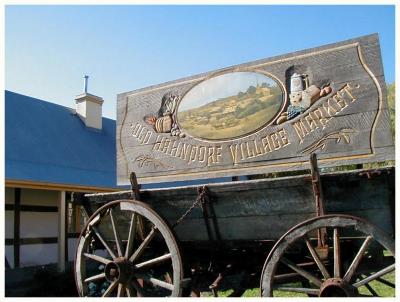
[5,88,120,275]
[5,90,118,191]
[4,88,245,292]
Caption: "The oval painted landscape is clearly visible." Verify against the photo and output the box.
[177,72,284,140]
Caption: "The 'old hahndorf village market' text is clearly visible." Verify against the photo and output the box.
[129,83,358,167]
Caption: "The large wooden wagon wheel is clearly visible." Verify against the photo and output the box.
[261,214,395,297]
[74,199,184,297]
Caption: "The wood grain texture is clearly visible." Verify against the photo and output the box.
[87,167,394,241]
[117,34,393,184]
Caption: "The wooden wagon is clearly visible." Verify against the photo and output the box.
[73,34,395,297]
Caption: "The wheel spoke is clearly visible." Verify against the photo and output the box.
[102,280,118,297]
[132,279,146,297]
[136,273,174,291]
[305,238,330,280]
[91,225,117,259]
[134,253,171,270]
[126,285,134,297]
[281,257,322,287]
[125,213,138,258]
[84,272,106,283]
[376,277,395,288]
[353,264,395,288]
[83,253,111,264]
[137,216,145,240]
[272,286,319,295]
[342,235,372,283]
[333,228,341,278]
[129,227,157,262]
[109,208,123,257]
[364,283,378,297]
[117,284,125,297]
[273,272,300,282]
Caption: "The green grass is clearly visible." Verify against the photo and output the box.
[357,271,395,297]
[209,272,395,297]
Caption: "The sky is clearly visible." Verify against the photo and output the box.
[5,5,395,119]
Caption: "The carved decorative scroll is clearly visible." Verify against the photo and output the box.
[300,129,358,154]
[135,154,173,170]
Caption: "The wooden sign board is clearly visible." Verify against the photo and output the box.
[117,34,394,185]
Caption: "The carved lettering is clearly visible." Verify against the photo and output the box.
[170,140,179,157]
[278,129,290,146]
[131,83,360,170]
[180,143,191,160]
[342,83,357,102]
[312,108,330,128]
[246,141,256,158]
[152,135,162,151]
[229,144,239,165]
[227,129,291,164]
[162,139,171,153]
[291,83,358,142]
[270,133,280,150]
[262,136,272,153]
[188,146,198,164]
[198,146,206,163]
[332,94,349,110]
[321,100,338,117]
[131,123,153,145]
[216,146,222,164]
[292,120,310,143]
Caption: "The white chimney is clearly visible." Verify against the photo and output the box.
[75,76,104,130]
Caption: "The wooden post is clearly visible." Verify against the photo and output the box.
[64,195,69,264]
[14,188,21,268]
[58,191,66,272]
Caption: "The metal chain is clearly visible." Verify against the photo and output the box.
[172,187,207,228]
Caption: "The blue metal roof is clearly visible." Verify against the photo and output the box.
[5,90,119,189]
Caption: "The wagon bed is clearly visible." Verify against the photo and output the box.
[84,166,394,243]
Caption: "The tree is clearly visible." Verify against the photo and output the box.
[387,82,395,140]
[246,86,256,94]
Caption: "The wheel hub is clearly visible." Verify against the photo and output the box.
[105,257,133,284]
[319,278,355,297]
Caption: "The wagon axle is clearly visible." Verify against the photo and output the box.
[319,278,356,297]
[104,258,133,284]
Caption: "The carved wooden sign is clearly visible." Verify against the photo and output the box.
[117,34,394,185]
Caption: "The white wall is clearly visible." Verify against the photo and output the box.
[5,187,14,204]
[20,189,59,268]
[68,238,79,262]
[20,212,58,238]
[5,187,62,268]
[21,189,59,206]
[20,244,58,267]
[5,211,14,238]
[6,187,88,270]
[5,246,14,269]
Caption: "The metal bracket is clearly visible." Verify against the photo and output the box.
[196,186,223,244]
[198,186,215,243]
[71,192,93,218]
[309,153,327,249]
[309,153,326,217]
